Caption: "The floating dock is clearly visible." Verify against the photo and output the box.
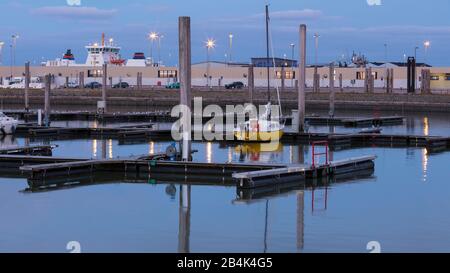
[5,110,404,128]
[233,155,376,188]
[0,145,56,156]
[0,151,377,190]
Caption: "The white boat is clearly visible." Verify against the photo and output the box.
[0,112,18,135]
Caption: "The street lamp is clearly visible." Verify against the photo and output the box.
[423,40,431,64]
[228,33,233,63]
[290,43,295,87]
[11,35,19,78]
[205,38,216,87]
[148,32,158,64]
[158,34,164,66]
[0,41,4,65]
[313,33,320,67]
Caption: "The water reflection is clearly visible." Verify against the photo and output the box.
[0,135,18,149]
[235,143,283,163]
[423,117,429,136]
[92,139,97,158]
[422,148,428,183]
[178,185,191,253]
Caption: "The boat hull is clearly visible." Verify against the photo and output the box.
[0,121,18,135]
[234,130,284,142]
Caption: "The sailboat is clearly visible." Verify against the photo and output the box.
[234,5,285,142]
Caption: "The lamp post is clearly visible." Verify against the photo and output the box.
[228,33,233,63]
[205,38,215,87]
[10,35,19,78]
[313,33,320,68]
[158,34,164,66]
[290,43,295,87]
[0,41,4,65]
[148,32,158,65]
[424,40,430,65]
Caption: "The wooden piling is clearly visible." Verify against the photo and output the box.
[297,24,307,133]
[248,64,254,104]
[44,74,51,127]
[281,65,285,93]
[179,16,192,161]
[102,64,107,112]
[329,63,335,117]
[79,71,85,90]
[24,62,30,111]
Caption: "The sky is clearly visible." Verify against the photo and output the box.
[0,0,450,66]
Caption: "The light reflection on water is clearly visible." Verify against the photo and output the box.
[0,112,448,252]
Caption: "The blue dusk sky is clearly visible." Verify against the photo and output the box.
[0,0,449,66]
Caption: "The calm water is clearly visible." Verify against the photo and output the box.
[0,111,449,253]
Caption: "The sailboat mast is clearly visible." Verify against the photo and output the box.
[265,4,270,103]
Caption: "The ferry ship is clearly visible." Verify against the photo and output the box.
[45,33,155,67]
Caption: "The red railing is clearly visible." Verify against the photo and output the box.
[311,141,329,168]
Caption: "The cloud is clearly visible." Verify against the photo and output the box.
[31,6,117,20]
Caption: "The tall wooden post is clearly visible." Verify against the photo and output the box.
[329,63,335,117]
[44,74,51,127]
[313,66,319,93]
[79,71,85,90]
[102,64,107,112]
[24,62,30,111]
[339,73,343,92]
[281,65,285,93]
[248,65,254,104]
[179,16,192,161]
[297,24,307,133]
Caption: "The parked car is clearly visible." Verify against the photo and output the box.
[85,82,102,89]
[113,82,130,88]
[225,81,244,89]
[166,82,180,89]
[65,82,79,88]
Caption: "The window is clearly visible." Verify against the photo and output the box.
[158,70,177,78]
[87,69,103,77]
[356,71,365,80]
[356,71,377,80]
[275,71,295,79]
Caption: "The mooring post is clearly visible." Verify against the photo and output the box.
[102,64,107,113]
[65,76,69,88]
[421,69,431,94]
[339,73,343,92]
[281,65,285,93]
[329,63,335,117]
[364,68,369,93]
[248,64,254,104]
[79,71,85,90]
[390,68,394,93]
[24,62,30,111]
[109,76,113,88]
[297,24,307,133]
[179,16,192,161]
[44,74,51,127]
[369,67,374,93]
[313,66,319,93]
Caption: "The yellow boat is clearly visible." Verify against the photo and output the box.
[234,118,284,142]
